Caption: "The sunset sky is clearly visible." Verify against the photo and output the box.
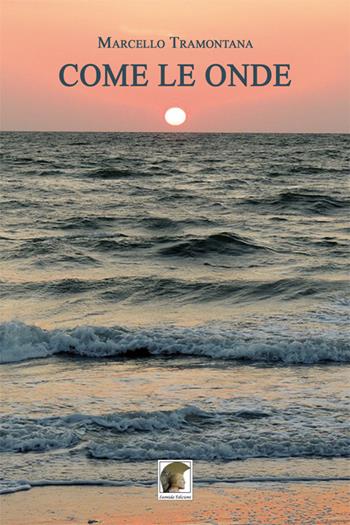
[1,0,349,132]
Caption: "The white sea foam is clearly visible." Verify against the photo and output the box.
[88,435,350,462]
[0,481,32,495]
[0,407,212,453]
[1,321,349,365]
[0,419,80,453]
[59,405,211,432]
[4,406,348,460]
[0,322,53,363]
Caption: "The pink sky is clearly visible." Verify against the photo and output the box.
[1,0,349,132]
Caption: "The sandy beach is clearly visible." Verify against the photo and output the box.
[2,482,349,525]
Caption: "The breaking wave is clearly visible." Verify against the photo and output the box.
[1,321,349,365]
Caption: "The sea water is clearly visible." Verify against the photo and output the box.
[0,132,349,493]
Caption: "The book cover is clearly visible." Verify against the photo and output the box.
[1,1,349,524]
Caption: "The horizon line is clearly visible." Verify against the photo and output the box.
[1,130,349,135]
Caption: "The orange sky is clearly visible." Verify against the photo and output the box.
[1,0,350,132]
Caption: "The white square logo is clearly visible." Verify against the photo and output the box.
[158,460,193,500]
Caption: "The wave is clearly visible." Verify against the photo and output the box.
[2,405,349,464]
[3,157,54,166]
[85,168,152,179]
[0,421,80,453]
[0,406,212,453]
[0,481,32,495]
[1,321,349,365]
[88,431,350,461]
[159,232,269,257]
[83,166,183,179]
[53,216,118,230]
[3,476,350,495]
[138,216,216,231]
[0,276,348,307]
[244,191,349,214]
[49,215,190,233]
[289,165,350,175]
[0,479,132,495]
[138,216,181,231]
[0,406,272,454]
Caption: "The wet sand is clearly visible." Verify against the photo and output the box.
[1,482,349,525]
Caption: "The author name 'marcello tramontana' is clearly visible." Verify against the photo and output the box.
[98,36,253,49]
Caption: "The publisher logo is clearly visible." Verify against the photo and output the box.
[158,460,193,500]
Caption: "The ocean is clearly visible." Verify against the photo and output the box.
[0,132,349,494]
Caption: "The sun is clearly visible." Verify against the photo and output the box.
[164,107,186,126]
